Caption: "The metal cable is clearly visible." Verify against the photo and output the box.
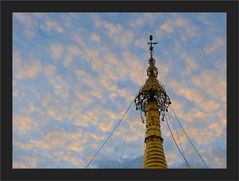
[170,106,208,168]
[85,95,136,168]
[165,115,191,168]
[167,112,186,158]
[118,106,133,168]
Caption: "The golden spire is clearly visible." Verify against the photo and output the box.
[135,35,171,168]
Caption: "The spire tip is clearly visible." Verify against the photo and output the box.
[150,35,153,41]
[148,35,158,57]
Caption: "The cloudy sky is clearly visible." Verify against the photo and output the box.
[13,13,226,169]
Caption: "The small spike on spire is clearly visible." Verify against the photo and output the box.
[147,35,158,57]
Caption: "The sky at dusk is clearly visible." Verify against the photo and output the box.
[13,13,226,168]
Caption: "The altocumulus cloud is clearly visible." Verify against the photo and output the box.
[13,12,226,168]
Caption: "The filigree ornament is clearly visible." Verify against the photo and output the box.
[134,36,171,114]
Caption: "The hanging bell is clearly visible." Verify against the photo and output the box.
[141,117,145,124]
[140,110,145,124]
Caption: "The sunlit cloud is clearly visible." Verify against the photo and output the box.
[94,16,134,48]
[169,80,221,113]
[13,51,42,80]
[13,156,38,168]
[180,52,198,75]
[50,43,64,59]
[204,37,226,55]
[160,17,189,33]
[44,18,64,33]
[14,13,36,38]
[90,32,101,43]
[191,64,226,104]
[130,13,155,27]
[13,115,39,134]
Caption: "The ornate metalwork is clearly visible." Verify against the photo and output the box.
[134,35,171,113]
[134,84,171,113]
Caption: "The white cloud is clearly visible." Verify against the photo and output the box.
[63,45,80,67]
[13,156,38,168]
[121,51,146,86]
[188,122,224,145]
[15,13,32,26]
[44,64,69,100]
[72,47,144,106]
[180,52,198,75]
[90,32,101,43]
[13,115,40,134]
[14,13,36,38]
[169,80,221,113]
[204,37,226,55]
[50,43,63,59]
[13,128,105,168]
[160,17,189,33]
[44,19,64,33]
[186,26,198,36]
[130,13,155,27]
[71,28,86,47]
[134,38,146,49]
[191,62,226,104]
[94,17,134,48]
[13,51,42,80]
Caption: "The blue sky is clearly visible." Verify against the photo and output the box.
[13,13,226,168]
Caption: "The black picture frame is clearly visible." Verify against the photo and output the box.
[1,0,238,180]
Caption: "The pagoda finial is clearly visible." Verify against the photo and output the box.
[134,35,170,169]
[135,35,171,113]
[148,35,158,58]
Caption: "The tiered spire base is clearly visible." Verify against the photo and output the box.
[144,98,167,168]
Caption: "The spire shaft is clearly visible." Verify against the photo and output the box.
[144,99,167,168]
[134,35,171,169]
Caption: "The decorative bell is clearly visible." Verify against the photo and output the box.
[141,118,145,124]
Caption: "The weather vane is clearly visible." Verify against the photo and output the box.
[148,35,158,57]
